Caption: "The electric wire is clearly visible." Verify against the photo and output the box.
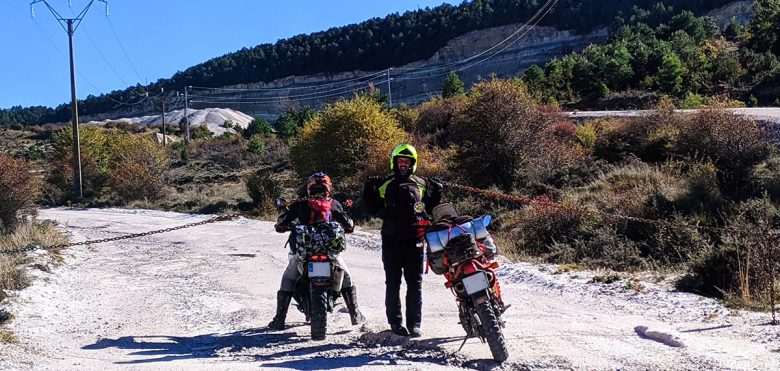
[394,0,558,78]
[189,79,389,105]
[31,15,106,96]
[188,74,387,101]
[188,68,389,92]
[105,16,145,83]
[395,0,558,81]
[188,0,557,107]
[60,1,129,86]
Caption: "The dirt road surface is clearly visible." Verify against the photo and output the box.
[1,208,777,370]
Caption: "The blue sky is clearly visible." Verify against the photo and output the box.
[1,0,458,109]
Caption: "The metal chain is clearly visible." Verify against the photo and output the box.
[0,214,241,255]
[444,182,761,235]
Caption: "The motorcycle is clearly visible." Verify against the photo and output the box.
[277,198,349,340]
[425,203,509,363]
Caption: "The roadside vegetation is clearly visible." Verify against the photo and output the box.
[0,1,777,313]
[0,155,67,330]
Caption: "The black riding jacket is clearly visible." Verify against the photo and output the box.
[363,174,443,240]
[274,198,354,233]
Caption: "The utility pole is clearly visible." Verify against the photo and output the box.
[152,88,181,146]
[31,0,107,201]
[184,86,190,143]
[161,88,167,146]
[386,68,393,108]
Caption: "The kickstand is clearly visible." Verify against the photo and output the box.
[456,336,469,353]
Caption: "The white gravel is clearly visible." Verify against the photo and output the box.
[0,208,778,370]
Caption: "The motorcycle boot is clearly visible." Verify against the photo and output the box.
[342,286,366,325]
[408,323,422,338]
[268,290,294,330]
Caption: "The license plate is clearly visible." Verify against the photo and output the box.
[462,272,490,295]
[308,262,331,278]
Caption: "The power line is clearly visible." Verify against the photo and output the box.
[106,16,145,83]
[188,68,390,92]
[30,0,108,201]
[189,0,558,106]
[189,80,389,105]
[60,0,128,86]
[188,75,387,102]
[395,0,558,78]
[395,0,559,81]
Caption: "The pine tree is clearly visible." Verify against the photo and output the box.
[442,72,465,98]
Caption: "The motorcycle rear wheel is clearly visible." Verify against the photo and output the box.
[476,301,509,363]
[310,284,329,340]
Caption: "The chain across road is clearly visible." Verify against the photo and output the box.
[0,214,241,255]
[3,180,777,255]
[443,182,779,236]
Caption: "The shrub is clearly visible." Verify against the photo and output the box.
[189,135,260,170]
[243,118,273,138]
[275,106,315,139]
[107,136,169,202]
[752,155,780,202]
[289,94,406,183]
[684,197,780,309]
[0,156,39,232]
[391,105,419,133]
[248,135,265,156]
[677,109,772,197]
[450,79,574,189]
[0,221,67,293]
[191,125,213,139]
[245,170,281,213]
[678,92,706,108]
[575,122,598,153]
[568,162,684,218]
[594,112,682,163]
[415,96,468,146]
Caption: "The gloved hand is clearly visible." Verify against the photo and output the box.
[365,176,383,191]
[429,177,444,192]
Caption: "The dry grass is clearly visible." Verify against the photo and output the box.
[0,220,67,293]
[126,182,252,215]
[0,330,17,343]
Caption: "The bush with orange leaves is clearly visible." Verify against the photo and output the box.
[0,156,39,232]
[107,136,169,202]
[677,109,772,197]
[450,79,581,190]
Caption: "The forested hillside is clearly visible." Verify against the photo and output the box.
[522,0,780,107]
[1,0,735,125]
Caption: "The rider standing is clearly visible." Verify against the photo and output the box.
[268,172,365,330]
[363,144,443,337]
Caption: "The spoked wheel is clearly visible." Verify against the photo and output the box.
[476,301,509,363]
[310,284,329,340]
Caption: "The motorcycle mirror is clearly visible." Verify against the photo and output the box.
[342,198,353,208]
[275,198,287,208]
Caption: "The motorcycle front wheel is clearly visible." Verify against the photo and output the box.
[476,301,509,363]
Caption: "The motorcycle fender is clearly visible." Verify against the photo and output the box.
[470,289,490,305]
[311,278,332,287]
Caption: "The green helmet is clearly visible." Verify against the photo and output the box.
[390,144,418,174]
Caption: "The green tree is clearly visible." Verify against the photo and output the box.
[275,106,315,139]
[523,65,548,97]
[442,71,465,98]
[749,0,780,54]
[657,52,686,95]
[243,117,273,139]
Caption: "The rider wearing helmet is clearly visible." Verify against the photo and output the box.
[363,144,443,337]
[269,172,365,330]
